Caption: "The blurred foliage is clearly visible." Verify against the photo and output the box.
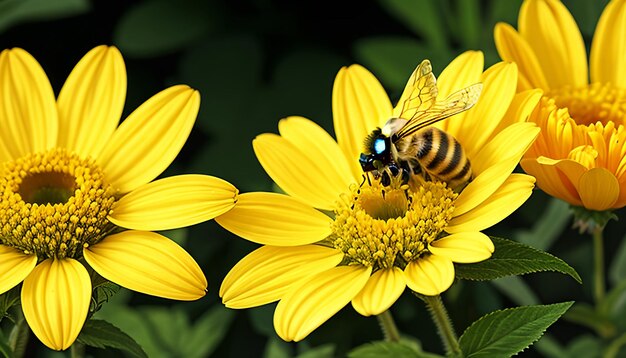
[0,0,625,356]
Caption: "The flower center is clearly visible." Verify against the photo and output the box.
[0,148,116,259]
[330,180,456,270]
[546,83,626,126]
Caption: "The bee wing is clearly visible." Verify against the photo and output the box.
[395,83,483,139]
[393,60,438,120]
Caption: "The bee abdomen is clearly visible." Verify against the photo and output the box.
[416,127,472,188]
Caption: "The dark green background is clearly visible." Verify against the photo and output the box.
[1,0,623,357]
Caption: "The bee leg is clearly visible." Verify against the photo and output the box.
[381,171,391,187]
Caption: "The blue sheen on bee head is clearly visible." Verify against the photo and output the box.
[374,138,386,154]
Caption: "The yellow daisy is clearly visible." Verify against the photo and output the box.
[216,51,540,342]
[0,46,238,350]
[495,0,626,211]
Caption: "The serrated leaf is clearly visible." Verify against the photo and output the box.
[514,198,570,251]
[297,344,335,358]
[348,341,442,358]
[377,0,447,48]
[459,302,573,357]
[353,37,452,93]
[113,0,212,58]
[0,0,89,33]
[181,305,235,358]
[77,319,147,358]
[455,237,581,283]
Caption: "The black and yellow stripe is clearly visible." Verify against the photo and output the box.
[416,127,471,189]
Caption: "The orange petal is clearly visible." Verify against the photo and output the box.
[578,168,620,210]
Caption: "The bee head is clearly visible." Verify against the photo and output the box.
[360,128,392,172]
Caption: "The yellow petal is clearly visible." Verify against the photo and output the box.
[279,116,357,183]
[521,158,583,206]
[591,0,626,85]
[537,157,587,202]
[494,22,550,91]
[436,51,484,99]
[221,245,343,308]
[436,51,484,135]
[455,62,518,157]
[491,89,543,137]
[519,0,588,88]
[57,46,126,159]
[22,259,90,351]
[351,267,406,316]
[98,85,200,194]
[332,65,393,178]
[472,122,540,174]
[0,48,57,161]
[404,255,454,296]
[578,168,620,211]
[454,123,539,216]
[429,232,494,264]
[0,245,36,294]
[215,192,332,246]
[109,174,237,231]
[253,133,347,211]
[274,265,372,342]
[447,174,535,233]
[83,231,207,300]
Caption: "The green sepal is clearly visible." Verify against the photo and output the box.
[459,302,574,357]
[76,319,147,358]
[454,237,581,283]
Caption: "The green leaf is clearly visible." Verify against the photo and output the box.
[564,303,615,338]
[0,287,20,323]
[113,0,212,58]
[0,0,89,33]
[77,319,148,358]
[353,37,452,93]
[454,237,581,283]
[348,341,442,358]
[296,344,335,358]
[514,198,570,251]
[0,329,12,358]
[263,338,291,358]
[181,305,235,358]
[491,276,539,306]
[377,0,447,48]
[609,232,626,285]
[458,302,574,357]
[446,0,481,48]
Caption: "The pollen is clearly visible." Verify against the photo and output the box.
[547,83,626,126]
[331,179,456,270]
[0,149,116,259]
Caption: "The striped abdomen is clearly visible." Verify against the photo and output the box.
[412,127,471,189]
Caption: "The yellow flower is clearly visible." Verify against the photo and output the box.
[495,0,626,211]
[0,46,238,350]
[216,52,539,342]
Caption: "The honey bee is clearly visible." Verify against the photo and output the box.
[359,59,482,190]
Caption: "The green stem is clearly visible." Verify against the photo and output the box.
[376,310,401,342]
[8,306,29,358]
[604,332,626,358]
[70,341,85,358]
[422,295,462,357]
[592,225,605,304]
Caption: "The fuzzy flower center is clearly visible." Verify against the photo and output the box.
[547,83,626,126]
[331,180,456,270]
[0,148,116,259]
